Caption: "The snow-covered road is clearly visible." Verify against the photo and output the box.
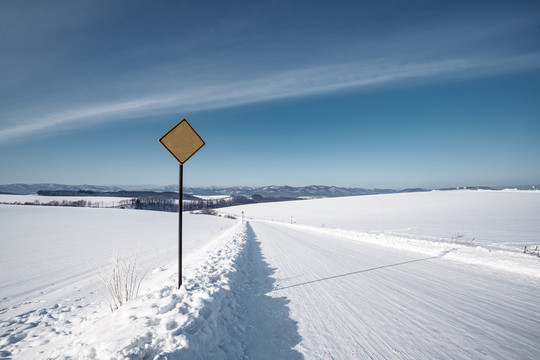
[250,220,540,359]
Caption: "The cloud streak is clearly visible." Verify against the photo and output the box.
[1,53,539,143]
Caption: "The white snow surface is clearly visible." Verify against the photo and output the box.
[1,190,540,359]
[226,190,540,249]
[0,206,236,358]
[0,194,133,207]
[246,220,539,359]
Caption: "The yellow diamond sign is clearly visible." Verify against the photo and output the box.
[159,119,205,164]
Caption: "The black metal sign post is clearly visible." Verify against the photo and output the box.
[159,119,205,289]
[179,164,183,288]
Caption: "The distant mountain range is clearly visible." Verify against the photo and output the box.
[0,183,538,197]
[184,185,396,198]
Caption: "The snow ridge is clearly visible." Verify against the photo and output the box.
[47,221,249,359]
[269,221,540,280]
[0,221,247,359]
[30,220,302,359]
[151,221,303,359]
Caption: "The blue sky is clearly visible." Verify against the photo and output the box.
[1,0,539,188]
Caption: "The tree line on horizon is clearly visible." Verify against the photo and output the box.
[16,191,300,212]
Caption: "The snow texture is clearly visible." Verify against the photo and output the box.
[0,194,133,207]
[1,190,540,359]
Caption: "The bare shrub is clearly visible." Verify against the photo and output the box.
[523,245,540,256]
[200,208,217,216]
[98,251,148,312]
[450,233,475,246]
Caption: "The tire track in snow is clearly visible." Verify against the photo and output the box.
[251,220,540,359]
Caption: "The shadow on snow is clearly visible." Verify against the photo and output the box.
[273,255,441,292]
[237,222,304,359]
[161,221,304,359]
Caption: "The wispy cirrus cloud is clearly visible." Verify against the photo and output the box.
[1,52,539,143]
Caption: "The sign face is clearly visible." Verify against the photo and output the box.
[159,119,205,164]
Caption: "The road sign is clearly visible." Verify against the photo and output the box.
[159,119,205,164]
[159,118,205,289]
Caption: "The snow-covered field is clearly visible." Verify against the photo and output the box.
[223,190,540,280]
[0,194,222,208]
[0,194,133,208]
[1,190,539,359]
[225,190,540,251]
[0,206,236,358]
